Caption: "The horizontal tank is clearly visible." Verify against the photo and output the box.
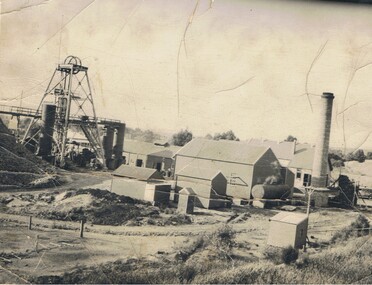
[251,184,291,199]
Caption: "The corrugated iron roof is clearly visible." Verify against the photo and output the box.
[269,212,308,225]
[124,140,181,158]
[287,144,314,170]
[175,138,269,165]
[177,162,224,181]
[124,140,160,155]
[247,138,295,161]
[112,165,164,181]
[148,146,181,158]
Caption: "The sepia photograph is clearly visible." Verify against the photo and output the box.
[0,0,371,283]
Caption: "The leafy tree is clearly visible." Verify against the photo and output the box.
[366,152,372,160]
[172,129,193,146]
[329,150,345,167]
[213,130,239,141]
[346,149,366,163]
[125,127,161,143]
[285,135,297,142]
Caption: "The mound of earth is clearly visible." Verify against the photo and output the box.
[0,118,55,187]
[1,188,192,226]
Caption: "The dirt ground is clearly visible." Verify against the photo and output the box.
[0,170,370,283]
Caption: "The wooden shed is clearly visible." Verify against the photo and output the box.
[111,165,165,200]
[267,212,308,249]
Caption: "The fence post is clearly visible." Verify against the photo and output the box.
[28,216,32,230]
[80,220,85,238]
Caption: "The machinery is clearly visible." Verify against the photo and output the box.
[1,56,125,169]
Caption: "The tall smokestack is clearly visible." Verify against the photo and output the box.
[311,92,334,188]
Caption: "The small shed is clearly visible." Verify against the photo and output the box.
[267,212,308,249]
[177,187,196,214]
[111,165,164,200]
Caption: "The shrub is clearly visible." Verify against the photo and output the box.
[331,214,370,243]
[263,245,298,265]
[281,246,299,264]
[212,224,236,249]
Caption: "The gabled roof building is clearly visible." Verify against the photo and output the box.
[174,138,282,199]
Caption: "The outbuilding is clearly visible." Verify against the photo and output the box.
[111,165,166,201]
[267,212,308,249]
[177,187,196,214]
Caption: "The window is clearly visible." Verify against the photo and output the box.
[136,159,143,167]
[303,173,312,187]
[296,169,301,179]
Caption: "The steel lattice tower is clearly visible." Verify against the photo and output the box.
[22,56,106,168]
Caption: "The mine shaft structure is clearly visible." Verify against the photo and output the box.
[17,56,125,169]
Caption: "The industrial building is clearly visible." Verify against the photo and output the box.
[174,138,282,199]
[123,139,180,175]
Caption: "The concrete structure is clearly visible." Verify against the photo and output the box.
[312,93,334,187]
[123,139,180,175]
[174,138,281,199]
[267,212,308,249]
[102,126,115,161]
[310,93,335,207]
[113,123,125,164]
[177,187,196,214]
[38,103,56,157]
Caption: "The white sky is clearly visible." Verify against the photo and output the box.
[1,0,372,149]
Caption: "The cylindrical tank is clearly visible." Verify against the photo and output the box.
[102,126,114,160]
[38,103,56,156]
[113,123,125,160]
[311,92,334,188]
[251,184,291,199]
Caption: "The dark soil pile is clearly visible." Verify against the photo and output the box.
[0,118,54,187]
[35,188,161,226]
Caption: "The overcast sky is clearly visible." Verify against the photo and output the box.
[1,0,372,149]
